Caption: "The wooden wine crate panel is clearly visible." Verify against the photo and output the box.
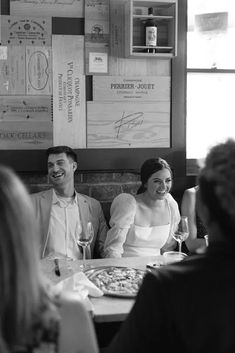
[93,76,170,101]
[0,95,52,149]
[87,101,170,148]
[85,0,110,75]
[0,46,25,95]
[52,35,86,148]
[109,56,170,76]
[26,46,52,95]
[110,0,125,58]
[0,121,52,149]
[10,0,84,18]
[109,0,171,73]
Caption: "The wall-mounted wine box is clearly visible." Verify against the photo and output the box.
[124,0,178,58]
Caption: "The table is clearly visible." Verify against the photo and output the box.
[40,255,163,323]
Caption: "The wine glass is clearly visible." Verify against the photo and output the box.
[204,235,209,247]
[76,221,94,271]
[173,216,189,253]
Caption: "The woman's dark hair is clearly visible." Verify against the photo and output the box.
[198,139,235,238]
[137,157,172,194]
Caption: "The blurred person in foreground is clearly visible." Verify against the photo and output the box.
[31,145,108,259]
[0,165,98,353]
[103,157,180,258]
[106,139,235,353]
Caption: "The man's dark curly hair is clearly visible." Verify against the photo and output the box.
[46,146,77,163]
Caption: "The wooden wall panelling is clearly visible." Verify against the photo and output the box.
[92,75,170,101]
[109,56,170,76]
[87,101,170,148]
[0,46,25,94]
[84,0,110,75]
[0,95,53,149]
[0,0,187,177]
[9,0,84,17]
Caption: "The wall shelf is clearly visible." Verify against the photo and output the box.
[124,0,178,58]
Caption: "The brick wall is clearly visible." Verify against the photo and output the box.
[18,171,196,225]
[19,171,141,224]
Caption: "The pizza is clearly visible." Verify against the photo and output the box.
[85,266,146,298]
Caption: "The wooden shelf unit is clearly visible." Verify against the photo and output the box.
[124,0,178,58]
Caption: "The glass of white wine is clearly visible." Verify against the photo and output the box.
[76,221,94,271]
[173,216,189,253]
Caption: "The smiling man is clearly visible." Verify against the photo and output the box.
[31,146,108,259]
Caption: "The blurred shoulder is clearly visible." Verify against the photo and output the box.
[58,295,98,353]
[182,186,197,205]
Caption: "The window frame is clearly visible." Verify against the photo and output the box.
[186,2,235,175]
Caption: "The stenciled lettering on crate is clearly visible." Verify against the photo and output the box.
[52,34,86,148]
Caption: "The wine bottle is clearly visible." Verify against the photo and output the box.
[145,7,157,53]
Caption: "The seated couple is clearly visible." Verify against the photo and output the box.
[33,147,180,260]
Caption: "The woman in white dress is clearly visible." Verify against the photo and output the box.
[103,158,180,258]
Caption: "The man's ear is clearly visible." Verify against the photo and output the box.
[73,162,77,172]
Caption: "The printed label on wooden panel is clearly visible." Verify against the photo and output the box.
[87,101,170,148]
[1,16,51,46]
[52,35,86,148]
[93,76,170,101]
[0,46,25,94]
[10,0,84,18]
[85,0,109,43]
[0,95,52,149]
[26,46,52,95]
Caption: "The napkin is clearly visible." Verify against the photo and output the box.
[73,272,104,297]
[54,271,104,298]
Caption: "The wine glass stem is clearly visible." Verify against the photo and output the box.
[82,246,86,270]
[178,241,182,253]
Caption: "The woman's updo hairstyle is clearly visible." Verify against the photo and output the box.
[198,139,235,238]
[137,157,172,194]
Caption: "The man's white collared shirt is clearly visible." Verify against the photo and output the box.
[46,190,83,259]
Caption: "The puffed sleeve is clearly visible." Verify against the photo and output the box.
[103,193,136,258]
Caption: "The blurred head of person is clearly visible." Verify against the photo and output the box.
[46,145,77,192]
[0,165,44,352]
[137,157,173,200]
[197,139,235,244]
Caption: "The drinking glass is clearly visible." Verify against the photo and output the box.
[76,221,94,271]
[173,216,189,253]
